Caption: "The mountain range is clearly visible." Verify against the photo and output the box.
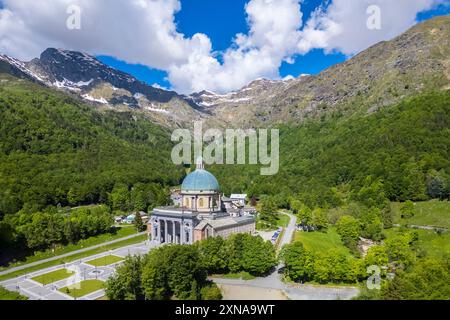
[0,14,449,223]
[1,15,449,129]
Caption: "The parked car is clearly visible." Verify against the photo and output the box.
[296,224,316,232]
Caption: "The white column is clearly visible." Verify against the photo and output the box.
[181,224,189,244]
[172,221,176,244]
[158,220,163,243]
[180,222,184,245]
[151,221,156,241]
[164,220,168,244]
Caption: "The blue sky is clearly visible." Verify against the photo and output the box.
[95,0,450,91]
[97,0,344,89]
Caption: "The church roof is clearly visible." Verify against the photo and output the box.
[181,169,219,191]
[194,216,255,231]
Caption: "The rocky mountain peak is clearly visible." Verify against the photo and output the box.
[1,14,448,129]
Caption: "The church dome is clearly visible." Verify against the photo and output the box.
[181,169,219,191]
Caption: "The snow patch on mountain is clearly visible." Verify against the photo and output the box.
[0,54,47,83]
[82,94,108,104]
[145,104,170,114]
[53,78,94,91]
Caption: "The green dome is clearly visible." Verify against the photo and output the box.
[181,169,219,191]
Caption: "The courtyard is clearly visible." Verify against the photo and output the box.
[0,241,155,300]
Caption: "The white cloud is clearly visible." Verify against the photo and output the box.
[151,83,169,91]
[282,75,295,81]
[0,0,208,70]
[298,0,442,55]
[0,0,444,93]
[167,0,303,93]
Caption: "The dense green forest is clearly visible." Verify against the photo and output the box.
[2,74,448,218]
[211,90,450,209]
[2,205,113,251]
[1,72,449,285]
[0,76,184,217]
[0,75,183,257]
[0,76,184,213]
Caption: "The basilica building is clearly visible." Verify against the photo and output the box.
[148,159,256,245]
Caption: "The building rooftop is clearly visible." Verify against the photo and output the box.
[181,169,220,191]
[152,206,226,218]
[194,215,255,231]
[181,158,220,192]
[230,194,247,199]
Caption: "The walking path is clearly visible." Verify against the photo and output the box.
[0,232,147,277]
[277,211,297,250]
[392,224,449,232]
[0,240,155,300]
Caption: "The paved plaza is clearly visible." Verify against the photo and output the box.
[0,241,156,300]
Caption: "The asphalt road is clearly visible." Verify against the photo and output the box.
[277,211,297,250]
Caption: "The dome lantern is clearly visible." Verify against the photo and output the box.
[196,156,204,170]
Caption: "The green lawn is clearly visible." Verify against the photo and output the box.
[0,234,148,282]
[0,225,138,272]
[0,286,28,300]
[213,272,256,281]
[294,228,352,256]
[257,213,290,231]
[384,227,450,259]
[391,200,450,228]
[86,255,124,267]
[32,269,74,285]
[59,280,104,298]
[276,213,291,228]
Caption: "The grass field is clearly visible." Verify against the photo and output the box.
[59,280,104,298]
[257,212,290,231]
[32,269,74,285]
[212,272,256,281]
[294,228,351,256]
[86,255,124,267]
[0,234,148,282]
[0,286,28,300]
[276,213,291,228]
[391,200,450,228]
[384,227,450,259]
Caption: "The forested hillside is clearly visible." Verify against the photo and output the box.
[3,74,446,216]
[0,64,449,272]
[0,74,184,216]
[211,90,450,208]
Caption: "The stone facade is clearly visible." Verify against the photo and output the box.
[148,159,256,245]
